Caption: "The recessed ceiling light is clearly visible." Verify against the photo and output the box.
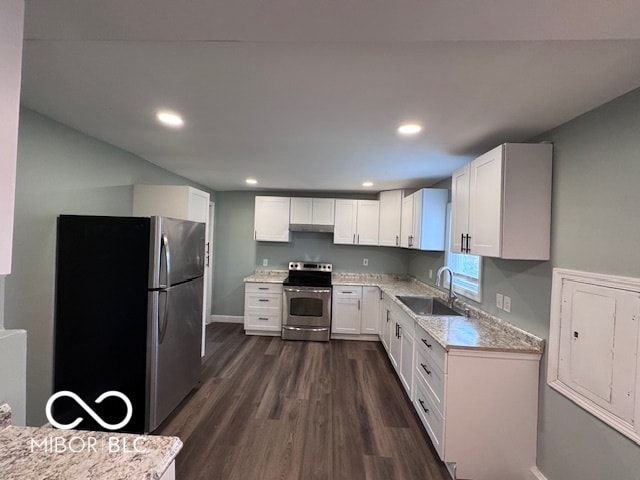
[397,123,423,136]
[362,181,374,187]
[246,178,258,185]
[156,110,184,128]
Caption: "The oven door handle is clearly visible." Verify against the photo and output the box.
[284,287,332,294]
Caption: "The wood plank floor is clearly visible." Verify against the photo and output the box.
[157,323,451,480]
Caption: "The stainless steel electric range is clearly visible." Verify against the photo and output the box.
[282,261,332,341]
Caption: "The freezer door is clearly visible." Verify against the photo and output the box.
[149,217,205,288]
[148,276,203,431]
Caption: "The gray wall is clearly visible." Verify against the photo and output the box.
[212,191,409,316]
[4,108,213,425]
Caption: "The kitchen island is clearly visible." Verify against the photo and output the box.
[0,403,182,480]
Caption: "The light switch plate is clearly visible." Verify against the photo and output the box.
[503,295,511,313]
[496,293,504,309]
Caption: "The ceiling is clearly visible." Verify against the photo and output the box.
[20,0,640,192]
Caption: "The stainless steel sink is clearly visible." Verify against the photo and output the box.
[396,295,461,316]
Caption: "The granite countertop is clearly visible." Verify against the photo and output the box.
[243,269,288,283]
[0,404,182,480]
[245,270,544,355]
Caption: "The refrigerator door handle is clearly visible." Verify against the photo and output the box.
[159,290,170,344]
[159,233,171,289]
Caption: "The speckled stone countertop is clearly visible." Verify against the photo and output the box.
[246,270,543,354]
[243,269,288,283]
[0,403,182,480]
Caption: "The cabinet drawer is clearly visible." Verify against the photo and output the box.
[244,312,281,331]
[333,286,362,297]
[245,293,282,310]
[415,326,446,373]
[415,345,445,414]
[245,282,283,294]
[414,377,445,460]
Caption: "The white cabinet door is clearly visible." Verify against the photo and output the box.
[331,286,362,334]
[399,323,414,396]
[312,198,335,225]
[380,300,392,352]
[468,147,503,257]
[254,196,290,242]
[450,164,470,253]
[289,197,313,224]
[333,199,358,244]
[400,194,414,248]
[360,286,381,334]
[0,0,23,274]
[334,199,379,245]
[356,200,380,245]
[378,190,403,247]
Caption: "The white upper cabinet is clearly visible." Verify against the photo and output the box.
[400,189,448,250]
[451,143,553,260]
[133,185,210,223]
[254,196,291,242]
[334,199,380,245]
[378,190,403,247]
[0,0,24,274]
[289,197,335,226]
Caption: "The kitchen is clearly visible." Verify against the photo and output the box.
[3,1,640,479]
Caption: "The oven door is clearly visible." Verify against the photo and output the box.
[283,286,332,328]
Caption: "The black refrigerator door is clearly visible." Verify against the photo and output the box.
[53,215,151,433]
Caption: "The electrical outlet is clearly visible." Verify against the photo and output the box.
[363,258,369,266]
[496,293,504,309]
[262,258,268,267]
[503,296,511,313]
[429,269,433,279]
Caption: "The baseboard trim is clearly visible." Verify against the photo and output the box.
[530,466,548,480]
[209,315,244,325]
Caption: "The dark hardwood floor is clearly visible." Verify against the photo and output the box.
[157,323,451,480]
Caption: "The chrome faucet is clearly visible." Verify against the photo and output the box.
[436,266,457,307]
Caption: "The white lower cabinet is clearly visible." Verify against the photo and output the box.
[332,286,380,337]
[244,282,283,334]
[331,286,362,334]
[413,323,540,480]
[383,298,414,398]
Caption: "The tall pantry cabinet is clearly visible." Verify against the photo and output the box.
[133,185,211,356]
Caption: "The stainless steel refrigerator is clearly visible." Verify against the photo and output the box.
[53,215,204,433]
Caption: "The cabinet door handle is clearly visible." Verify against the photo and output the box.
[397,325,402,338]
[421,338,432,348]
[466,234,472,253]
[395,323,399,338]
[386,310,390,323]
[357,299,361,310]
[396,235,399,246]
[460,233,465,253]
[357,234,360,244]
[420,363,431,376]
[418,399,429,414]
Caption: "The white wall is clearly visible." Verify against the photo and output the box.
[4,109,212,425]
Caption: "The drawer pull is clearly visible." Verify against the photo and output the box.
[258,299,270,302]
[420,363,431,376]
[258,317,269,321]
[418,399,429,414]
[421,338,432,348]
[258,287,269,290]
